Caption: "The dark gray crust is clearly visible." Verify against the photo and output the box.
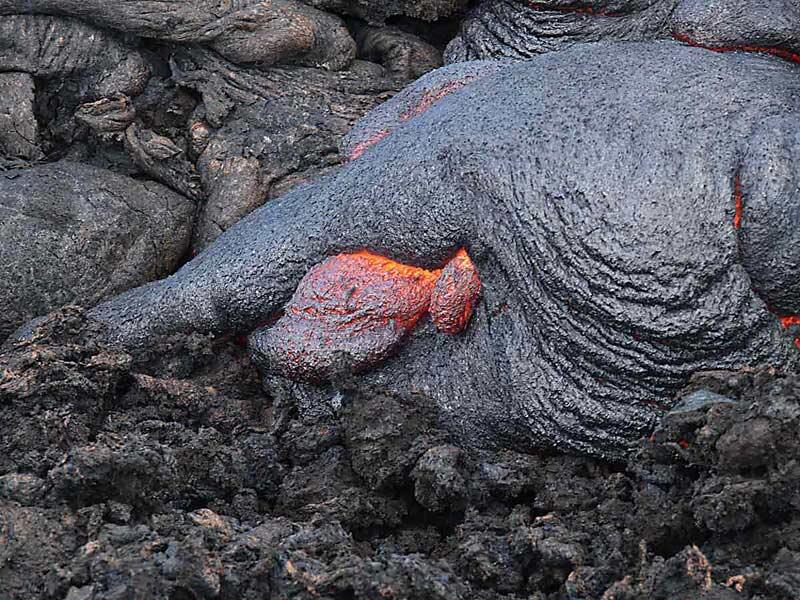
[92,42,800,457]
[0,0,357,70]
[444,0,800,64]
[0,161,196,340]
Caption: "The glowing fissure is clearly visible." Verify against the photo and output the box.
[673,33,800,66]
[733,174,743,229]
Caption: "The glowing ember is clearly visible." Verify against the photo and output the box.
[253,249,480,380]
[673,33,800,65]
[733,174,743,229]
[399,80,471,121]
[347,129,391,161]
[430,249,481,334]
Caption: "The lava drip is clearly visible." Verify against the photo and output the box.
[251,249,481,381]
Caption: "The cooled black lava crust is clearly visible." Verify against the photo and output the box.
[93,42,800,457]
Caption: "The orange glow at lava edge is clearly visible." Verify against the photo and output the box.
[673,33,800,65]
[776,315,800,351]
[430,249,482,334]
[733,174,743,229]
[287,248,480,336]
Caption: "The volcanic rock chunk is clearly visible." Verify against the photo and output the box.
[91,43,800,458]
[0,0,357,70]
[0,14,150,100]
[123,123,203,202]
[171,47,402,250]
[0,161,195,340]
[352,23,443,80]
[444,0,675,62]
[444,0,800,63]
[0,72,41,160]
[74,95,136,139]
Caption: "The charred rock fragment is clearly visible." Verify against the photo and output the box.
[90,43,800,457]
[0,14,150,102]
[444,0,677,62]
[0,72,40,161]
[0,161,195,341]
[170,47,403,249]
[351,23,443,79]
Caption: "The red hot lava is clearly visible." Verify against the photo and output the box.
[256,249,481,380]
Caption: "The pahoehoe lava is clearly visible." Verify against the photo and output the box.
[90,41,800,458]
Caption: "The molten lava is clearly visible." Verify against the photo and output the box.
[254,249,481,380]
[399,80,472,121]
[347,79,475,162]
[733,174,743,229]
[430,249,483,334]
[673,33,800,66]
[347,129,391,161]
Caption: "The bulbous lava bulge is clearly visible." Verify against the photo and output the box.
[90,41,800,458]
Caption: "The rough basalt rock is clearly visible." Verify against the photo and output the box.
[303,0,469,23]
[445,0,800,63]
[3,315,800,598]
[89,42,800,457]
[0,0,357,71]
[0,161,195,341]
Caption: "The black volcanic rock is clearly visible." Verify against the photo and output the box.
[445,0,800,63]
[0,161,195,340]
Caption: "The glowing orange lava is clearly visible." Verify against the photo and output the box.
[776,315,800,351]
[673,33,800,65]
[430,249,482,334]
[347,129,391,161]
[256,249,481,380]
[399,80,471,121]
[733,174,743,229]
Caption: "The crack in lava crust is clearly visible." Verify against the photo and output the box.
[249,249,481,381]
[673,32,800,65]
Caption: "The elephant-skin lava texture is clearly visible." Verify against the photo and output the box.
[445,0,800,64]
[91,41,800,458]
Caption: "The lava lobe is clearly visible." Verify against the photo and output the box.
[250,249,480,381]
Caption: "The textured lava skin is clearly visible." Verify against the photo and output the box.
[445,0,800,64]
[91,42,800,457]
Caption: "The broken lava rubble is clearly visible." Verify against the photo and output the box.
[0,309,799,599]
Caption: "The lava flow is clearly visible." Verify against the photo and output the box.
[673,33,800,66]
[252,248,481,381]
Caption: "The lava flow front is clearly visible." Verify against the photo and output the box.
[252,249,481,381]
